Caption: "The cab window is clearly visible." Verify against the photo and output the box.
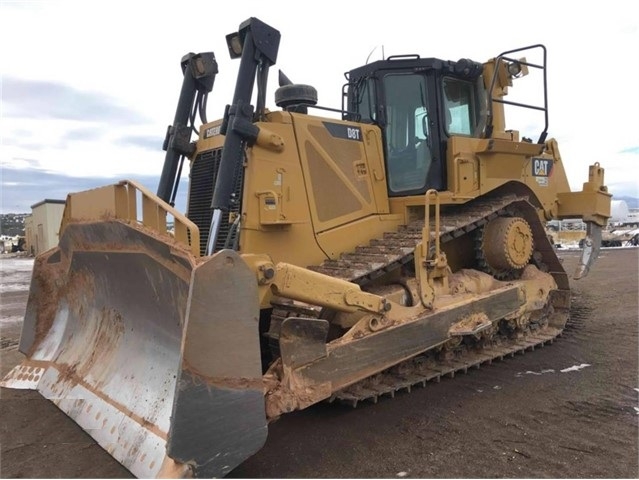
[383,73,432,193]
[350,77,376,123]
[442,77,475,136]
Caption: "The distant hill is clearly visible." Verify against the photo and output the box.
[613,196,639,209]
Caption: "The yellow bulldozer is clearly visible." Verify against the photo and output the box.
[2,17,611,478]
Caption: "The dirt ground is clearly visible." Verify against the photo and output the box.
[0,248,637,478]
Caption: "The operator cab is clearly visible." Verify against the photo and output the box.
[344,56,485,196]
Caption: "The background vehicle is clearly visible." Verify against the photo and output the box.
[2,17,610,478]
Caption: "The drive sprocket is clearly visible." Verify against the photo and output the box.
[476,216,534,280]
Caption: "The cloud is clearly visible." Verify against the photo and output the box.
[2,76,149,124]
[620,146,639,154]
[4,126,105,152]
[608,180,639,199]
[3,157,41,168]
[115,134,165,151]
[2,137,47,152]
[1,166,189,214]
[61,127,104,143]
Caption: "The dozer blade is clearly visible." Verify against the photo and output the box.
[1,221,267,478]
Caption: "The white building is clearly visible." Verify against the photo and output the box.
[25,199,65,255]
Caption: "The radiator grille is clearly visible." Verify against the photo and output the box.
[187,148,243,255]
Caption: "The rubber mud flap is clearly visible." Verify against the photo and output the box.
[167,250,267,478]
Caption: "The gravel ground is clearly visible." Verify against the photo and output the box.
[0,249,637,478]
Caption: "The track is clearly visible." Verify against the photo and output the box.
[308,193,567,289]
[331,327,562,407]
[269,193,570,406]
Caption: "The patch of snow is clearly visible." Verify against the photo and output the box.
[397,472,408,478]
[516,368,556,377]
[560,363,591,373]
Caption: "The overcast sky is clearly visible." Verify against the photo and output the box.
[1,0,638,213]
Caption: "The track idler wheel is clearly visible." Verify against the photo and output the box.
[478,216,534,279]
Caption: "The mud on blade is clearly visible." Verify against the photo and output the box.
[1,221,267,478]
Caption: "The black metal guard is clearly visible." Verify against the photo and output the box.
[485,44,548,144]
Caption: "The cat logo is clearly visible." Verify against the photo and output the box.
[532,158,553,177]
